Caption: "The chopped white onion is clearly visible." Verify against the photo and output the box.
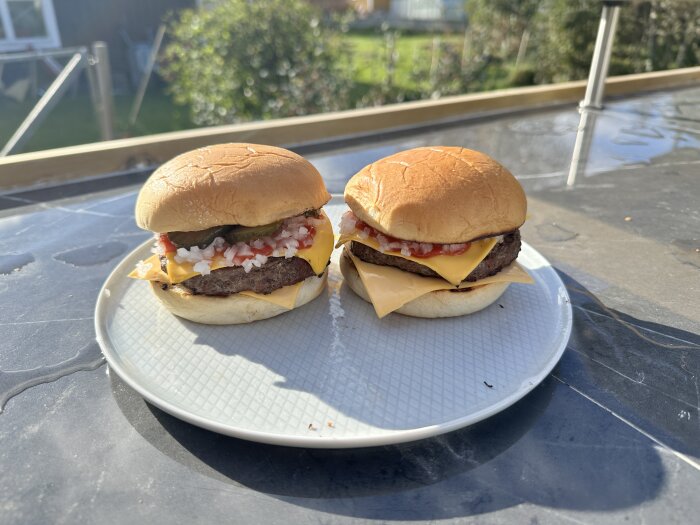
[338,210,476,257]
[136,260,153,277]
[193,260,211,275]
[339,211,357,234]
[162,212,318,274]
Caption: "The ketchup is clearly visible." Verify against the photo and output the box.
[159,225,316,261]
[353,219,469,258]
[159,233,177,253]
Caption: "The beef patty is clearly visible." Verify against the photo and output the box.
[163,256,319,296]
[350,230,521,283]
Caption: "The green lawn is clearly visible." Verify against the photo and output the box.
[347,32,464,91]
[0,84,191,153]
[0,32,473,154]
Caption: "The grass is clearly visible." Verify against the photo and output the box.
[0,31,489,155]
[346,32,464,91]
[0,83,191,154]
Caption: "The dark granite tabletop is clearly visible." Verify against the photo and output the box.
[1,87,699,524]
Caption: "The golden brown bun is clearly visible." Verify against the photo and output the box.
[150,270,327,325]
[136,143,331,232]
[340,251,509,318]
[344,146,526,243]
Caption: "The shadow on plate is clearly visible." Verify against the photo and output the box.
[163,262,568,432]
[110,371,554,500]
[111,363,668,520]
[109,273,672,520]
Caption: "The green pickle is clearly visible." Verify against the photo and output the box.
[168,226,232,249]
[168,219,286,249]
[224,221,282,244]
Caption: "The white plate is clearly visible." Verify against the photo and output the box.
[95,199,572,448]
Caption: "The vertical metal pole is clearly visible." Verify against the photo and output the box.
[581,2,622,109]
[460,26,470,73]
[515,28,530,70]
[567,109,599,187]
[29,60,38,98]
[86,54,100,115]
[92,41,114,141]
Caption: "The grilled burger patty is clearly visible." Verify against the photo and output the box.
[161,256,318,296]
[350,230,521,283]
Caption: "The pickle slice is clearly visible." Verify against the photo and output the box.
[224,221,282,244]
[168,226,232,249]
[303,209,321,219]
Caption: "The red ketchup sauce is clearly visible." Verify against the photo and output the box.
[353,219,470,258]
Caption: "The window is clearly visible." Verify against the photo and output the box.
[0,0,61,51]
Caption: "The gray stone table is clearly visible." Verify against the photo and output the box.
[1,86,699,524]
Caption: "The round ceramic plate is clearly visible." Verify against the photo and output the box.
[95,199,572,448]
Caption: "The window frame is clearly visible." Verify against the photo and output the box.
[0,0,61,52]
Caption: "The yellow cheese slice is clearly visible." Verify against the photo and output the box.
[346,250,533,318]
[129,254,303,309]
[337,232,497,286]
[129,211,334,284]
[239,282,303,310]
[128,254,169,282]
[297,211,334,275]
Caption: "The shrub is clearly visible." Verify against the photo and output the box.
[161,0,353,125]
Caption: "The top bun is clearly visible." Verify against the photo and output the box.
[135,143,331,232]
[344,146,526,243]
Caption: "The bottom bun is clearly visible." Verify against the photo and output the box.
[150,269,328,325]
[340,251,509,318]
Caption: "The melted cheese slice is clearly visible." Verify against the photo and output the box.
[128,255,304,309]
[128,254,168,281]
[336,232,497,286]
[129,211,334,285]
[239,282,303,310]
[346,250,533,318]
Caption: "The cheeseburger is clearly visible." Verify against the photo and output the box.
[129,143,333,324]
[337,146,533,319]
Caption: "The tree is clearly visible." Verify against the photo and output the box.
[161,0,353,125]
[532,0,600,83]
[532,0,700,82]
[467,0,700,85]
[466,0,540,64]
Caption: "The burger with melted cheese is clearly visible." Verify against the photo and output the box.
[129,143,334,324]
[337,146,534,319]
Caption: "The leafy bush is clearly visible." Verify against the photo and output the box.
[470,0,700,84]
[508,67,536,87]
[161,0,353,125]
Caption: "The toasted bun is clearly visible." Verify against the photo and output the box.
[344,146,526,243]
[340,251,508,318]
[150,270,327,325]
[136,143,331,232]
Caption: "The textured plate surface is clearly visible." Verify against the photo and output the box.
[95,200,572,448]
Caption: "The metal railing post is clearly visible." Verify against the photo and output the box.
[567,109,599,187]
[92,42,114,141]
[0,53,86,156]
[581,1,623,109]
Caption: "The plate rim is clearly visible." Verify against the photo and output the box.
[95,235,572,449]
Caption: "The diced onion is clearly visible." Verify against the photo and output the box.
[163,213,317,274]
[193,260,211,275]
